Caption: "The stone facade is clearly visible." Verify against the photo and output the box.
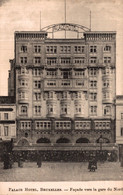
[8,28,116,150]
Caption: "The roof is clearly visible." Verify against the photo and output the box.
[0,96,15,104]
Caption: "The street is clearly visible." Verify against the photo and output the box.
[0,161,123,181]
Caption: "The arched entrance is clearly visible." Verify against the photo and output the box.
[37,137,51,143]
[17,138,29,146]
[76,137,90,143]
[56,138,70,143]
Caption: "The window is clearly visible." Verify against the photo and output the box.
[76,80,84,86]
[90,93,97,101]
[19,79,28,87]
[75,70,85,77]
[34,106,41,115]
[18,91,28,99]
[89,68,97,76]
[75,104,82,113]
[47,104,55,114]
[20,57,27,64]
[90,80,97,88]
[20,121,31,129]
[103,80,111,88]
[61,58,71,64]
[47,58,57,65]
[62,71,71,79]
[75,121,91,130]
[60,46,71,53]
[121,113,123,119]
[104,106,111,116]
[103,92,111,99]
[4,113,8,120]
[46,46,57,53]
[90,57,97,64]
[74,46,85,53]
[61,80,70,86]
[95,121,110,129]
[35,121,51,129]
[34,81,41,88]
[47,71,57,77]
[121,128,123,136]
[33,69,41,76]
[0,126,1,136]
[61,104,70,115]
[104,46,111,52]
[75,92,83,99]
[90,46,97,53]
[74,57,85,64]
[34,93,41,100]
[47,91,55,99]
[19,68,29,75]
[104,57,111,64]
[21,106,27,114]
[34,45,41,53]
[47,80,56,86]
[62,91,70,99]
[90,106,97,115]
[4,126,9,136]
[55,121,71,130]
[34,57,41,64]
[21,45,27,52]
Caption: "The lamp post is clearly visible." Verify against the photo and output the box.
[99,135,103,151]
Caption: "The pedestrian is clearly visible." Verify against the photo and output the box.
[3,152,9,169]
[37,152,42,168]
[18,154,23,168]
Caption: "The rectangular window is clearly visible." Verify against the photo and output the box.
[74,57,85,64]
[75,70,85,77]
[121,128,123,136]
[20,121,31,129]
[47,80,56,86]
[34,93,41,100]
[34,45,41,53]
[47,58,57,65]
[21,46,27,52]
[33,69,41,76]
[35,121,51,129]
[46,46,57,53]
[89,68,97,76]
[104,57,111,64]
[121,113,123,119]
[90,46,97,53]
[104,46,111,52]
[20,57,27,64]
[34,81,41,88]
[47,71,57,77]
[61,58,71,64]
[60,46,71,53]
[90,93,97,101]
[34,106,41,115]
[74,46,85,53]
[76,80,84,86]
[55,121,71,130]
[4,126,9,136]
[4,113,8,120]
[34,57,41,64]
[90,80,97,88]
[61,80,70,86]
[75,121,91,129]
[90,106,97,115]
[90,57,97,64]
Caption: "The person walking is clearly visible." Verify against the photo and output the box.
[37,153,42,168]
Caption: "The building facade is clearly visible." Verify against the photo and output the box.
[8,24,117,153]
[116,95,123,160]
[0,96,16,154]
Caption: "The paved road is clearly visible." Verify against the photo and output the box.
[0,161,122,181]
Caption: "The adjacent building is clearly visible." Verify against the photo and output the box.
[116,95,123,160]
[7,23,117,153]
[0,96,16,153]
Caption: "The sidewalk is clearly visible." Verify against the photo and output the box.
[0,161,122,181]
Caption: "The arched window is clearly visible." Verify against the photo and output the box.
[76,138,90,143]
[37,138,51,143]
[56,138,70,143]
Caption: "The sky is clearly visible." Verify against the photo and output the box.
[0,0,123,95]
